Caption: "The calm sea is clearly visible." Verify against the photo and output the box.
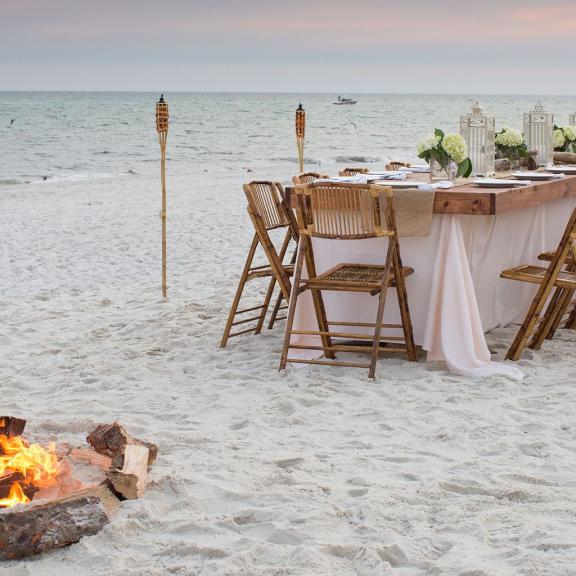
[1,92,575,187]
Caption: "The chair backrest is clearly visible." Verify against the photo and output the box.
[386,161,411,171]
[294,182,396,240]
[243,181,294,231]
[339,167,369,176]
[292,172,328,185]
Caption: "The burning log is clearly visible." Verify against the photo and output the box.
[108,444,149,500]
[87,423,157,466]
[0,416,26,438]
[0,491,111,560]
[0,472,38,502]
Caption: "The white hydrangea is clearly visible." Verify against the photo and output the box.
[442,133,468,164]
[418,134,441,155]
[554,128,566,149]
[495,128,524,148]
[563,126,576,142]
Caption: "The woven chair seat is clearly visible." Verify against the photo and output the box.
[305,263,413,291]
[501,264,576,289]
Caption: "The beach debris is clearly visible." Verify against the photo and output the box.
[0,418,156,560]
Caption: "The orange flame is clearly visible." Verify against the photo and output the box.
[0,435,60,508]
[0,482,30,508]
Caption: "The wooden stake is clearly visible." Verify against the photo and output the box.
[156,95,169,298]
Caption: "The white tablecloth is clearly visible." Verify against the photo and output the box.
[291,197,576,379]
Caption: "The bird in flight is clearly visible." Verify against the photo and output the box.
[9,119,16,127]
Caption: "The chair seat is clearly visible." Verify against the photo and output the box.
[248,264,294,280]
[501,264,576,289]
[304,263,413,292]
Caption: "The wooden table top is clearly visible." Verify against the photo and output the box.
[284,172,576,216]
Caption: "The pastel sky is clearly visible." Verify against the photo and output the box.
[2,0,576,93]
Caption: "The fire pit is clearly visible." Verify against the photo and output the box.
[0,417,157,560]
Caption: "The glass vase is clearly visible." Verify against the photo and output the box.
[430,157,457,182]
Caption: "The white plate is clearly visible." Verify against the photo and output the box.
[547,165,576,174]
[474,179,530,188]
[513,171,559,181]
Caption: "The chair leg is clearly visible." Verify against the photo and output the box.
[280,239,306,371]
[268,289,284,329]
[369,241,394,379]
[255,276,277,335]
[392,247,417,362]
[220,234,259,348]
[566,304,576,329]
[529,287,571,349]
[506,287,555,361]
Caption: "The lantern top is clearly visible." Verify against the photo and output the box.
[471,101,484,115]
[533,101,546,113]
[297,103,304,112]
[158,94,165,104]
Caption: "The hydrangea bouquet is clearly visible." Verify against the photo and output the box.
[553,126,576,152]
[417,129,472,181]
[495,127,528,167]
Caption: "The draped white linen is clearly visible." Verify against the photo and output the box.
[289,197,576,379]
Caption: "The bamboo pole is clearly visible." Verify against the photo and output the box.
[155,95,169,298]
[295,103,305,174]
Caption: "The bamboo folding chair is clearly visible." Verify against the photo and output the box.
[339,167,369,176]
[500,207,576,360]
[292,172,329,185]
[279,182,417,379]
[386,161,411,171]
[220,181,299,348]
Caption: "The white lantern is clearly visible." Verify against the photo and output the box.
[460,102,495,176]
[523,101,554,166]
[570,112,576,126]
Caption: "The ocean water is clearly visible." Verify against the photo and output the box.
[1,92,575,187]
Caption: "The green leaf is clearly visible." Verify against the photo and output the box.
[434,128,445,139]
[457,158,473,178]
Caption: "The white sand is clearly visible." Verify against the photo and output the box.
[1,173,576,576]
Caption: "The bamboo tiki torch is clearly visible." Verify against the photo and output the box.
[295,103,305,174]
[156,94,169,298]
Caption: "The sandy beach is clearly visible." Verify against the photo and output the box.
[1,171,575,575]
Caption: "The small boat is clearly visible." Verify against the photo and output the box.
[333,96,357,105]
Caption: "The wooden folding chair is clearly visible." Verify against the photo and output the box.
[279,182,417,379]
[292,172,329,185]
[220,181,299,348]
[386,161,411,171]
[339,167,369,176]
[500,207,576,360]
[532,249,576,339]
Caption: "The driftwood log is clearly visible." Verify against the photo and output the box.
[108,444,149,500]
[0,416,26,438]
[87,423,157,466]
[0,488,114,560]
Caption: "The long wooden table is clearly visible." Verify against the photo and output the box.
[285,173,576,216]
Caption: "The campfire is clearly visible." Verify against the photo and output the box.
[0,417,157,560]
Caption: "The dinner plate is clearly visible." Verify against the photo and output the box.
[512,171,559,181]
[547,165,576,174]
[474,179,530,188]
